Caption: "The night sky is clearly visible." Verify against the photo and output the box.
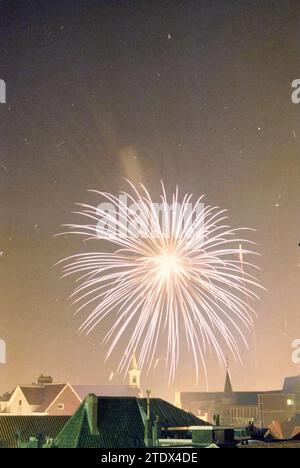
[1,0,300,401]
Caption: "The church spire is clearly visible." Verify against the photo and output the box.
[128,352,141,388]
[224,360,233,394]
[129,352,138,371]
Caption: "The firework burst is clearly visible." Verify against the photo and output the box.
[59,181,263,382]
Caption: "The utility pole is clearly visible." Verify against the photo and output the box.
[146,389,151,419]
[144,390,152,447]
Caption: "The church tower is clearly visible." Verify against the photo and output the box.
[128,353,141,388]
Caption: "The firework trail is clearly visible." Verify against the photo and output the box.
[239,243,259,374]
[59,181,263,382]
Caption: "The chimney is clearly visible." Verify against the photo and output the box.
[174,389,182,409]
[85,394,99,436]
[146,389,151,419]
[37,375,53,385]
[144,390,152,447]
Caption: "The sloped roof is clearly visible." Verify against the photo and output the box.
[8,383,141,413]
[54,396,207,448]
[18,384,66,410]
[0,392,11,402]
[0,415,69,448]
[37,385,67,412]
[138,398,207,427]
[54,404,86,448]
[55,397,145,448]
[19,387,45,406]
[72,385,140,400]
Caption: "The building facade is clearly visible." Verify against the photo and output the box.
[2,354,143,416]
[283,375,300,413]
[176,371,298,428]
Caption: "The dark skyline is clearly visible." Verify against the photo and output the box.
[0,0,300,401]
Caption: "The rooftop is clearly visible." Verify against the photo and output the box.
[19,384,66,408]
[72,385,140,400]
[54,396,207,448]
[0,415,70,448]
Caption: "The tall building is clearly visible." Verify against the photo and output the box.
[128,352,141,388]
[175,369,298,428]
[224,368,233,395]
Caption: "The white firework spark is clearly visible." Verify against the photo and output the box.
[59,181,263,382]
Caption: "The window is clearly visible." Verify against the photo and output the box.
[19,400,22,406]
[287,399,294,406]
[58,404,65,410]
